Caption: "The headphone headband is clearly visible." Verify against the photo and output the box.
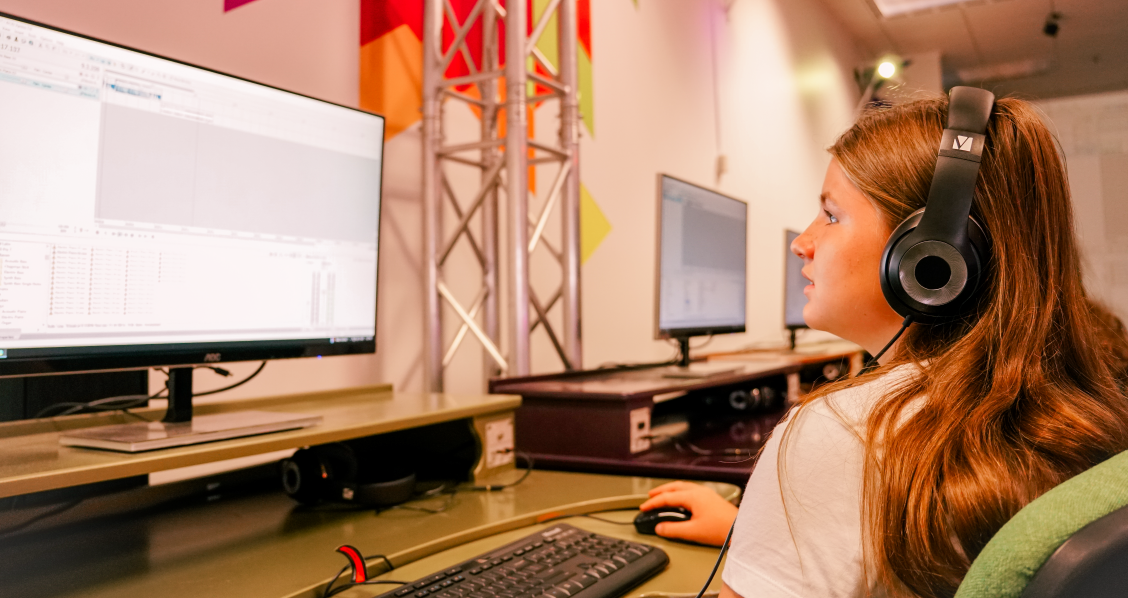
[915,87,995,245]
[878,87,996,322]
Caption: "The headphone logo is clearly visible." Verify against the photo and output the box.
[953,135,974,151]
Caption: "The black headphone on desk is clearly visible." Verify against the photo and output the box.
[879,86,996,323]
[281,442,417,507]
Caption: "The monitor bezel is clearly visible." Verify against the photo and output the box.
[653,173,749,341]
[0,11,385,377]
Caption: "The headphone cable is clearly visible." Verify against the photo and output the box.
[692,521,736,598]
[862,314,913,372]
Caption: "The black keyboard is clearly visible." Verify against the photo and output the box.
[374,523,669,598]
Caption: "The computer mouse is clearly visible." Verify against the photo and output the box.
[633,506,691,535]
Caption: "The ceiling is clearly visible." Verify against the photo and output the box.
[820,0,1128,99]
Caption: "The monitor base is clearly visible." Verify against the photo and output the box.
[59,410,322,453]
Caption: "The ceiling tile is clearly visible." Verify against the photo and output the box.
[962,0,1054,65]
[882,7,980,66]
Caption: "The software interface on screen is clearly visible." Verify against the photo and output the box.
[0,16,384,356]
[658,176,747,333]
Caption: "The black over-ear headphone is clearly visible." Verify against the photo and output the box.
[281,442,417,507]
[879,86,996,322]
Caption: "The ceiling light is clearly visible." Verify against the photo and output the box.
[870,0,966,18]
[878,61,897,78]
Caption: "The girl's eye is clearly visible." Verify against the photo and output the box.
[824,210,838,224]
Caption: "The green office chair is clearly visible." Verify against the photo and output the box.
[955,449,1128,598]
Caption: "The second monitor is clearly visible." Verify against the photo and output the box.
[655,174,748,369]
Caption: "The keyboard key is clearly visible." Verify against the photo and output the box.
[396,588,415,596]
[543,590,569,598]
[541,571,572,586]
[447,568,464,576]
[470,568,482,575]
[416,592,430,598]
[558,581,586,595]
[573,576,597,589]
[441,580,455,587]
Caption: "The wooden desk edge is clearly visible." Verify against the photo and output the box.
[0,390,522,499]
[283,484,743,598]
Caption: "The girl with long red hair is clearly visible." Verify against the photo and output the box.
[644,94,1128,597]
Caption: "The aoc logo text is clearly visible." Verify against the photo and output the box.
[203,353,221,362]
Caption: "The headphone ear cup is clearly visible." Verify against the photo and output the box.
[316,443,360,502]
[880,209,991,321]
[281,448,330,506]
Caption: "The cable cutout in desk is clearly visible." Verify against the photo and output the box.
[323,549,406,598]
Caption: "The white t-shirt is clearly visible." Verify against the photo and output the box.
[721,364,922,598]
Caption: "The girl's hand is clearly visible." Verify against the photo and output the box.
[638,481,738,546]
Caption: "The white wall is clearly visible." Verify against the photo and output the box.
[1038,90,1128,322]
[0,0,864,399]
[577,0,862,368]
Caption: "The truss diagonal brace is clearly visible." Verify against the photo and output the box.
[442,286,488,367]
[439,0,488,76]
[438,281,508,371]
[529,161,571,253]
[439,160,504,265]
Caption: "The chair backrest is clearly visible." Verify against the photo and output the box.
[1021,502,1128,597]
[954,449,1128,598]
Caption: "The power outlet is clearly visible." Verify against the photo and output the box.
[629,407,652,454]
[485,417,515,468]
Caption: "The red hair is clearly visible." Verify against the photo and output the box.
[798,96,1128,596]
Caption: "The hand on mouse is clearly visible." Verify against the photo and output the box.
[638,481,737,547]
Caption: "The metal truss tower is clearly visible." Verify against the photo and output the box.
[422,0,582,391]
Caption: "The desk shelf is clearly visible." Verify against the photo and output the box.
[0,385,520,498]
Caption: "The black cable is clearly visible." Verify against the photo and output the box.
[675,439,756,458]
[862,314,914,372]
[36,362,263,419]
[464,451,534,491]
[391,452,535,515]
[693,522,735,598]
[35,391,165,418]
[194,361,267,397]
[0,498,84,537]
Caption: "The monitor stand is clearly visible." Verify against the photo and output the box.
[58,367,321,453]
[660,337,742,379]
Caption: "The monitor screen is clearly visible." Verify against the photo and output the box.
[784,230,809,329]
[655,175,747,338]
[0,13,384,376]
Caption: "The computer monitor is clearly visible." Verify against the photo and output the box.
[0,13,384,449]
[654,174,747,367]
[783,230,809,348]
